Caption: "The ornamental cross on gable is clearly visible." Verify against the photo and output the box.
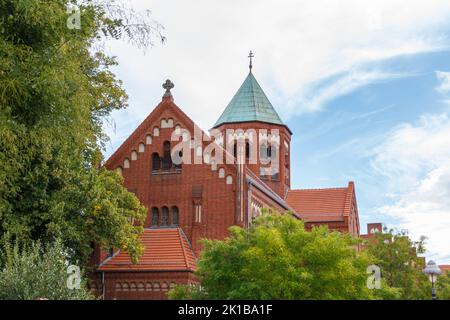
[163,79,174,97]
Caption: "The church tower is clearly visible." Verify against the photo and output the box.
[212,52,292,199]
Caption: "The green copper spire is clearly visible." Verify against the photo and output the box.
[213,70,285,128]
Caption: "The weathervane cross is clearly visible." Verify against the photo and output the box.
[163,79,174,97]
[248,50,254,71]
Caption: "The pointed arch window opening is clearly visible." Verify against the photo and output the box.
[172,206,179,225]
[151,207,159,227]
[152,153,161,172]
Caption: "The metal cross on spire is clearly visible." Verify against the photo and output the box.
[162,79,174,97]
[248,50,254,71]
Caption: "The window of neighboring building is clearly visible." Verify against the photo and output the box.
[161,206,169,226]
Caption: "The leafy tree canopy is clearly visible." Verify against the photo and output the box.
[0,0,163,264]
[365,229,430,299]
[170,210,388,300]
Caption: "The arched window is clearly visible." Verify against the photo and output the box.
[162,141,172,170]
[226,175,233,185]
[115,282,122,292]
[172,206,179,225]
[138,143,145,153]
[122,282,130,292]
[233,142,237,158]
[161,206,169,226]
[151,207,159,227]
[152,153,161,171]
[218,168,225,178]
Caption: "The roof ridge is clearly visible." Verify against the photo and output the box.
[178,227,196,270]
[290,187,349,192]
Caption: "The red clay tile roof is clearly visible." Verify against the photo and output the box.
[286,182,355,222]
[98,228,196,272]
[440,265,450,273]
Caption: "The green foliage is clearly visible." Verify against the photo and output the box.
[436,271,450,300]
[365,230,429,299]
[170,210,379,300]
[0,0,159,264]
[0,237,93,300]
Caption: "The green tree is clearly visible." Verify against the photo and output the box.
[0,1,163,264]
[170,210,382,300]
[0,237,93,300]
[436,270,450,300]
[365,229,429,299]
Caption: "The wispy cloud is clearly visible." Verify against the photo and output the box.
[287,71,408,116]
[436,71,450,93]
[371,113,450,263]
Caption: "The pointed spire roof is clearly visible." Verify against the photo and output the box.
[213,71,286,129]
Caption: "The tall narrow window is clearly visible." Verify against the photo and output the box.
[233,142,237,158]
[172,206,179,225]
[151,207,159,227]
[267,145,272,158]
[162,141,172,170]
[245,141,250,159]
[152,153,161,171]
[161,206,169,226]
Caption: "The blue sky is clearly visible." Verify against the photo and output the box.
[102,0,450,263]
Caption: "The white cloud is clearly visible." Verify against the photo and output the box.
[286,70,408,116]
[436,71,450,93]
[372,113,450,263]
[103,0,450,138]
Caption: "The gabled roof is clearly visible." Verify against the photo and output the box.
[286,182,355,222]
[213,72,286,128]
[246,169,294,212]
[98,228,196,272]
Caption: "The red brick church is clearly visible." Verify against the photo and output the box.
[91,57,362,299]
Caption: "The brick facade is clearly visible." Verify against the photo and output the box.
[92,76,362,300]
